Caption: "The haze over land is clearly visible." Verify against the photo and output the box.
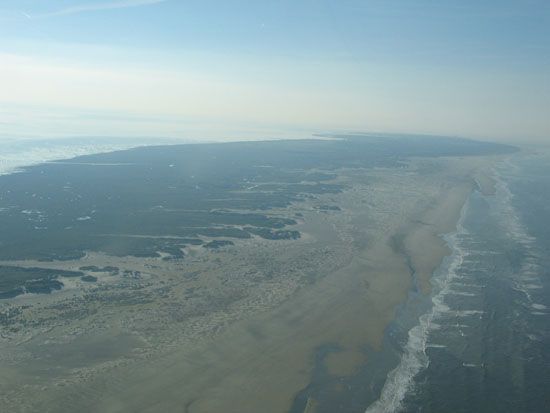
[1,1,550,413]
[0,135,518,412]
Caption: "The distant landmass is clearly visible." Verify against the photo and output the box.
[2,134,534,413]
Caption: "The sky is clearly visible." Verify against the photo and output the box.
[0,0,549,143]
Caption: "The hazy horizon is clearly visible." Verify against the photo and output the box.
[1,0,549,144]
[2,4,550,412]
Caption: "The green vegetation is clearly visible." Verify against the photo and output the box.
[245,227,301,240]
[0,135,516,296]
[204,240,235,249]
[0,266,83,299]
[315,205,341,211]
[79,266,120,274]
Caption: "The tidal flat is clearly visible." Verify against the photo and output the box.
[0,135,515,412]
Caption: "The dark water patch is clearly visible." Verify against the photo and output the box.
[289,337,404,413]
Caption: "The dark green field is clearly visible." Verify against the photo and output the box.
[0,135,515,298]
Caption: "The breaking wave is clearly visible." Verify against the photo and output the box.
[365,195,471,413]
[367,158,545,413]
[492,164,544,310]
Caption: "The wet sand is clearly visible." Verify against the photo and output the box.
[88,162,483,412]
[0,156,499,413]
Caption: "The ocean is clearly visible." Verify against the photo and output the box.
[0,137,183,176]
[368,148,550,412]
[0,136,536,412]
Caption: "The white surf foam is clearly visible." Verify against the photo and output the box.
[365,163,544,413]
[365,196,472,413]
[454,310,484,317]
[492,166,544,304]
[447,291,476,297]
[426,344,446,349]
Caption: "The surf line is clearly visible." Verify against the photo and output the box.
[365,193,472,413]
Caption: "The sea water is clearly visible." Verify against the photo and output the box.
[367,148,550,412]
[0,137,178,176]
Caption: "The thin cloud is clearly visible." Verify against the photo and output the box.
[26,0,168,19]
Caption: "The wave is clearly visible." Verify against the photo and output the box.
[492,164,543,305]
[367,159,548,412]
[366,158,546,413]
[365,195,471,413]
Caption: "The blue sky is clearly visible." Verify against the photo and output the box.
[0,0,548,142]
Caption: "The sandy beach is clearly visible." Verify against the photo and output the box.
[0,155,500,413]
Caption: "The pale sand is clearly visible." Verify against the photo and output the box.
[403,155,502,294]
[88,232,413,413]
[1,156,499,413]
[325,350,366,377]
[403,181,474,295]
[83,162,482,413]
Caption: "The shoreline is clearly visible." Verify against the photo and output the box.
[87,161,483,413]
[0,155,501,413]
[364,157,502,412]
[0,138,155,176]
[366,185,474,413]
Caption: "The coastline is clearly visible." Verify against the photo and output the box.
[402,180,474,295]
[0,137,178,176]
[366,187,473,413]
[365,157,502,412]
[0,153,503,413]
[83,160,485,413]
